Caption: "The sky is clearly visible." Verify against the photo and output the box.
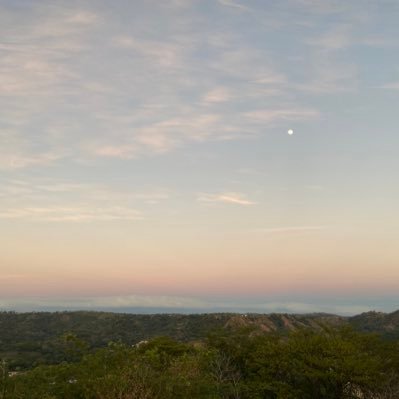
[1,0,398,315]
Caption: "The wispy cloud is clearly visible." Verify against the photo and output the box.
[0,274,30,281]
[198,192,256,206]
[294,58,358,93]
[0,177,173,222]
[0,0,397,312]
[217,0,251,12]
[306,26,352,50]
[361,37,399,48]
[0,1,331,168]
[0,151,63,170]
[376,82,399,90]
[0,178,170,206]
[292,0,349,15]
[251,226,329,234]
[91,112,243,158]
[1,0,395,171]
[244,108,320,123]
[0,294,380,315]
[112,35,183,68]
[202,86,233,103]
[0,206,142,222]
[0,295,208,311]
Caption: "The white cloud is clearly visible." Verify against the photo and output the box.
[377,82,399,90]
[0,206,142,222]
[0,0,388,171]
[66,11,99,25]
[361,37,399,48]
[0,294,381,315]
[202,87,233,103]
[244,108,320,123]
[292,0,348,15]
[217,0,250,12]
[30,9,100,38]
[252,72,287,85]
[94,145,138,159]
[0,152,63,170]
[0,1,322,169]
[112,35,183,68]
[0,295,208,311]
[0,274,29,281]
[251,226,328,234]
[198,192,256,206]
[307,26,352,50]
[74,295,208,309]
[0,178,170,209]
[0,178,170,224]
[91,112,239,158]
[294,58,358,93]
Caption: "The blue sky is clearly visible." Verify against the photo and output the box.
[0,0,398,315]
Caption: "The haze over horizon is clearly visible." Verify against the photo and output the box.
[1,0,398,315]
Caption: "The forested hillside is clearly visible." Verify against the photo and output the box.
[2,327,399,398]
[2,310,399,371]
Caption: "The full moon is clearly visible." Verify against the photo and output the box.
[288,129,294,135]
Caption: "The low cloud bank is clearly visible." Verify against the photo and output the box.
[1,295,396,316]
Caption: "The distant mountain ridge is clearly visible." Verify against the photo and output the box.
[1,310,399,369]
[350,310,399,337]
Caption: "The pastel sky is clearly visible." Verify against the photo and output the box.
[1,0,398,315]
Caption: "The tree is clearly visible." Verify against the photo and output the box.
[0,359,9,399]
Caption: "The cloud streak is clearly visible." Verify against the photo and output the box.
[217,0,251,12]
[0,206,142,222]
[0,0,328,168]
[0,178,171,223]
[0,294,383,315]
[198,192,256,206]
[377,82,399,90]
[251,226,329,234]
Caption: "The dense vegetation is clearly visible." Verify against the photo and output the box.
[0,312,233,370]
[2,326,399,398]
[0,312,342,370]
[2,310,399,371]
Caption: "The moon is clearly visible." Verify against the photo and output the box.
[288,129,294,135]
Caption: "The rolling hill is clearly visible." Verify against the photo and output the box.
[1,310,399,369]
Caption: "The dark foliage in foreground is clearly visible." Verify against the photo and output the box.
[2,327,399,399]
